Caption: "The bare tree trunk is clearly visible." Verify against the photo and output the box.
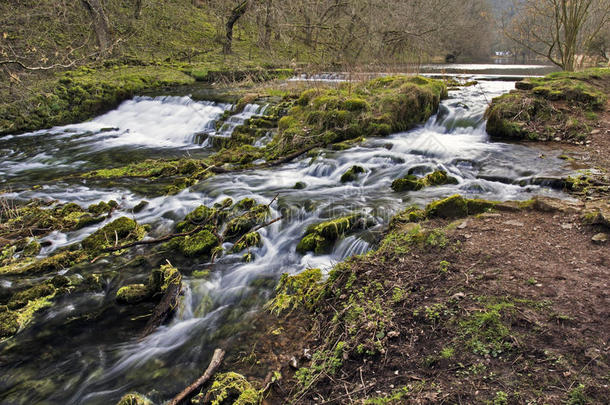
[80,0,111,55]
[134,0,143,19]
[262,0,273,49]
[224,1,249,54]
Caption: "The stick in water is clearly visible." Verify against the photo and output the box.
[168,348,226,405]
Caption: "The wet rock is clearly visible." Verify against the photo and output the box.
[591,233,608,244]
[293,181,307,190]
[340,165,366,183]
[131,201,149,213]
[50,275,71,288]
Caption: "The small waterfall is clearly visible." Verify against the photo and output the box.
[201,104,269,147]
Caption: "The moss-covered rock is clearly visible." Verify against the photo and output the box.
[392,170,458,192]
[115,393,153,405]
[179,230,219,257]
[0,308,19,338]
[116,284,150,305]
[8,283,56,310]
[81,217,146,253]
[340,165,366,183]
[297,214,368,255]
[206,372,261,405]
[425,195,497,219]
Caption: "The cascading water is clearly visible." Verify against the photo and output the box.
[0,76,574,405]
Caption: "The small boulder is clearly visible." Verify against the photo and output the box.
[592,233,608,245]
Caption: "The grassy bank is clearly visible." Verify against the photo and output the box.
[485,68,610,143]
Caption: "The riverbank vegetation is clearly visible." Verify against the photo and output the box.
[486,68,609,142]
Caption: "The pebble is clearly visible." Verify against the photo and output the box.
[289,356,298,369]
[592,233,608,244]
[561,223,573,230]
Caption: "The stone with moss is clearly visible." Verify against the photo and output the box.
[7,283,55,310]
[0,308,19,338]
[179,230,219,257]
[116,284,150,305]
[392,170,458,192]
[425,195,497,219]
[297,214,368,255]
[267,268,324,314]
[115,393,152,405]
[340,165,366,183]
[206,372,261,405]
[81,217,146,253]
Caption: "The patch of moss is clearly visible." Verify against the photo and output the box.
[392,170,458,192]
[207,372,261,405]
[81,217,146,254]
[425,195,496,219]
[266,268,324,315]
[232,232,262,253]
[115,393,153,405]
[179,230,219,257]
[116,284,150,305]
[296,214,368,255]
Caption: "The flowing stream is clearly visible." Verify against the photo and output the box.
[0,73,573,404]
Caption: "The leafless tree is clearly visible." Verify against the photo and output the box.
[505,0,610,70]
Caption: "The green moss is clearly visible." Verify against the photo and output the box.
[486,68,609,142]
[179,230,219,257]
[149,263,182,294]
[81,217,146,253]
[0,309,19,338]
[115,393,153,405]
[116,284,150,305]
[22,240,41,257]
[0,251,84,276]
[207,372,261,405]
[340,165,366,183]
[296,214,367,254]
[392,170,458,192]
[294,181,307,189]
[425,195,468,218]
[266,268,324,315]
[232,232,262,253]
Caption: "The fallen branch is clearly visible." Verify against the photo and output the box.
[100,225,205,253]
[168,348,226,405]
